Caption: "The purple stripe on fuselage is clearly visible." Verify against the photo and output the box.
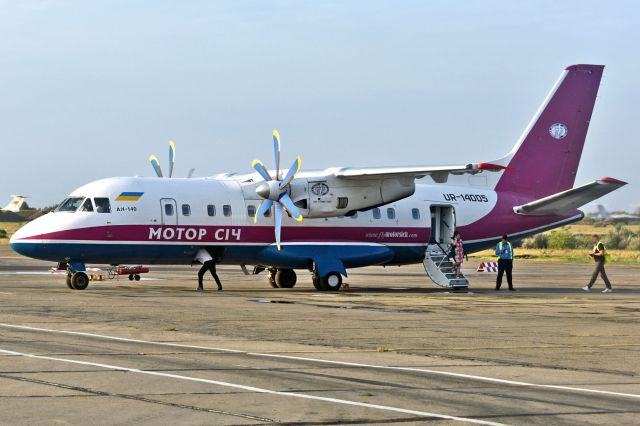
[16,224,429,244]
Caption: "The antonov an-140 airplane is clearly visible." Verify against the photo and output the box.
[10,64,627,291]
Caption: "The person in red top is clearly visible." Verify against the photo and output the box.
[450,231,464,278]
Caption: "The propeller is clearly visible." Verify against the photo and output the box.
[253,130,303,250]
[149,140,176,178]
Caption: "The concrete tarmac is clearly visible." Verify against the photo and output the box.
[0,246,639,425]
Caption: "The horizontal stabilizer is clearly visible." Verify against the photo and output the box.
[513,178,627,216]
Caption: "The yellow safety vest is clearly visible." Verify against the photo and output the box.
[498,241,513,260]
[593,241,608,262]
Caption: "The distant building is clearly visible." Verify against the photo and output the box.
[2,195,31,213]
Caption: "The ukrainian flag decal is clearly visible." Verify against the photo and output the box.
[116,192,144,201]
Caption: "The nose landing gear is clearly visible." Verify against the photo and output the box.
[62,261,90,290]
[68,271,90,290]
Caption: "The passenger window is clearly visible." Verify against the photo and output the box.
[264,207,271,217]
[94,198,111,213]
[182,204,191,216]
[79,199,94,212]
[207,204,216,217]
[412,208,420,220]
[164,203,174,216]
[387,207,396,220]
[247,205,256,218]
[223,205,232,217]
[372,208,381,219]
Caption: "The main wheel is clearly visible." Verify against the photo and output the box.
[275,269,297,288]
[319,272,342,291]
[70,272,90,290]
[134,274,141,281]
[312,275,322,290]
[267,270,278,288]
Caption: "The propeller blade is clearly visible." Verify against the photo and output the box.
[168,140,175,178]
[274,202,283,250]
[187,168,196,178]
[149,155,163,177]
[254,199,273,223]
[252,160,272,181]
[279,193,303,222]
[279,155,302,190]
[272,130,281,180]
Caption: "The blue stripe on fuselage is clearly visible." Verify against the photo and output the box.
[10,241,425,269]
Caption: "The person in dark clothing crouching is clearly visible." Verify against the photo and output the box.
[195,248,222,291]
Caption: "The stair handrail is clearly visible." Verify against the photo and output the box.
[428,241,452,268]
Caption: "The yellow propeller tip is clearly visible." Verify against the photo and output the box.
[251,159,262,167]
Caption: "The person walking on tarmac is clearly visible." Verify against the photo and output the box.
[582,235,613,293]
[194,248,222,291]
[495,234,516,291]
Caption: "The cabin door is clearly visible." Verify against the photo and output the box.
[160,198,178,226]
[429,205,456,244]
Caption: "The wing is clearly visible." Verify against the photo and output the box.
[333,163,507,183]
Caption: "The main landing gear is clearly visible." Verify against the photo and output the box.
[255,266,343,291]
[312,271,343,291]
[267,268,298,288]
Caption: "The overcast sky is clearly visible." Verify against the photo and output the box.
[0,0,637,211]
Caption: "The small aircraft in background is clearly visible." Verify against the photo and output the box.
[2,195,31,213]
[596,205,640,222]
[10,64,627,291]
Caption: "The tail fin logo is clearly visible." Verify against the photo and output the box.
[549,123,568,140]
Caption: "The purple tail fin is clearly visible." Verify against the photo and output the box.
[494,64,604,200]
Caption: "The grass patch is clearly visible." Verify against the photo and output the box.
[469,248,640,265]
[0,221,27,244]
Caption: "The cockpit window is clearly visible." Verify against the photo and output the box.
[79,199,94,212]
[94,198,111,213]
[56,197,85,212]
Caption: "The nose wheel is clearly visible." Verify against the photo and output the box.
[67,271,89,290]
[64,262,90,290]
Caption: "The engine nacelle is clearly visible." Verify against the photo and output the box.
[288,176,415,218]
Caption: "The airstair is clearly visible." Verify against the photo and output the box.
[423,243,469,289]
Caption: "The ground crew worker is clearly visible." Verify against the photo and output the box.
[195,248,222,291]
[582,235,612,293]
[495,234,515,291]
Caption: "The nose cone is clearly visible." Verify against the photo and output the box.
[9,215,51,260]
[9,222,37,257]
[256,182,270,199]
